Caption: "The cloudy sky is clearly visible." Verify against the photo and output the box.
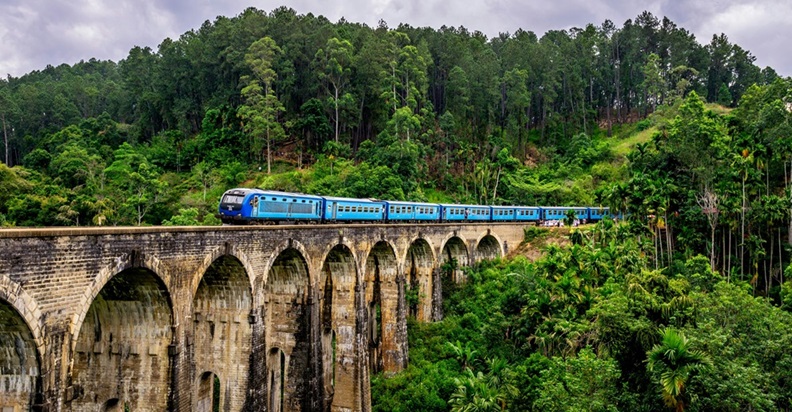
[1,0,790,78]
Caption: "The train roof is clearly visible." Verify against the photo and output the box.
[230,188,324,200]
[541,206,589,210]
[383,200,440,206]
[259,190,324,200]
[439,203,491,208]
[321,196,382,203]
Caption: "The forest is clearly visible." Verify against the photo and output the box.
[1,6,792,410]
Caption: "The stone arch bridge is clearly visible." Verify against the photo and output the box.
[0,222,528,411]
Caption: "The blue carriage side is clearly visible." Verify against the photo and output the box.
[514,206,541,222]
[588,206,617,221]
[249,191,324,223]
[384,201,440,222]
[441,204,491,222]
[541,206,590,222]
[323,196,385,222]
[491,206,517,222]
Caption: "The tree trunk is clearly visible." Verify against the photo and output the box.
[267,130,271,175]
[491,167,501,205]
[710,224,716,271]
[1,112,8,166]
[742,178,746,277]
[666,214,672,267]
[728,230,732,282]
[780,227,784,285]
[334,85,340,143]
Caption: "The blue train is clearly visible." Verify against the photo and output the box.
[218,188,619,225]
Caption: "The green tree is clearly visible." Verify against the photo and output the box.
[534,348,620,412]
[647,328,710,411]
[316,37,355,143]
[0,83,19,166]
[238,36,285,174]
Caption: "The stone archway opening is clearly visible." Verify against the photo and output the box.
[99,398,126,412]
[196,371,220,412]
[406,239,433,322]
[265,248,310,412]
[0,299,40,410]
[364,241,402,374]
[267,348,286,412]
[319,245,356,410]
[476,235,502,261]
[192,255,252,412]
[72,267,173,412]
[442,237,469,283]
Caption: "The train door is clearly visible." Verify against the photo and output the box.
[251,195,259,218]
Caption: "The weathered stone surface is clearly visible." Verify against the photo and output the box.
[0,223,528,411]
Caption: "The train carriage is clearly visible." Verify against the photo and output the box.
[588,206,618,221]
[384,201,441,222]
[514,206,542,222]
[323,196,385,222]
[253,191,324,223]
[541,206,590,222]
[441,204,491,222]
[491,206,517,222]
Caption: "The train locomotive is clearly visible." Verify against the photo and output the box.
[218,188,618,225]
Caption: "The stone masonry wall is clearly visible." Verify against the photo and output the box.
[0,223,529,411]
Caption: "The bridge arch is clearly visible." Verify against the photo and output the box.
[70,259,174,411]
[439,235,470,283]
[195,371,220,412]
[70,251,173,343]
[189,243,256,306]
[318,244,358,410]
[363,241,402,373]
[191,253,253,412]
[0,275,44,411]
[475,232,503,261]
[261,239,312,288]
[263,247,312,411]
[0,275,44,350]
[404,238,435,322]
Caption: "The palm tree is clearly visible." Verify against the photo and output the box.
[647,328,711,412]
[449,358,518,412]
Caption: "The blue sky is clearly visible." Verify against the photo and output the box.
[1,0,789,78]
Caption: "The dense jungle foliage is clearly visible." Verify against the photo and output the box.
[2,7,792,409]
[373,222,792,411]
